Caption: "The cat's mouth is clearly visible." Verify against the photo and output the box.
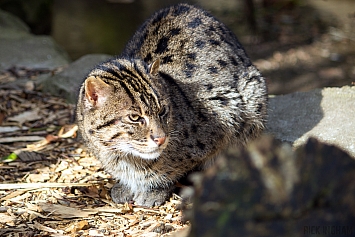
[130,138,169,160]
[114,137,169,160]
[131,149,162,160]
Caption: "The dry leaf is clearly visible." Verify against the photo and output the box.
[88,229,106,236]
[65,220,89,233]
[28,211,39,222]
[45,134,59,143]
[33,221,58,233]
[7,108,41,126]
[55,161,69,172]
[26,137,52,150]
[82,185,100,198]
[8,192,32,202]
[0,189,27,201]
[26,203,41,212]
[143,222,161,233]
[0,213,16,223]
[17,151,47,162]
[26,173,50,182]
[99,184,110,199]
[39,203,98,219]
[57,124,78,138]
[123,202,133,213]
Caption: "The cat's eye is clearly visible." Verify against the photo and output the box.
[128,114,144,123]
[128,114,140,121]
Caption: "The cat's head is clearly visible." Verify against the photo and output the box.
[79,59,172,160]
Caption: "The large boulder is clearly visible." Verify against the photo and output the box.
[0,36,71,70]
[0,9,111,102]
[0,9,30,38]
[0,9,70,71]
[267,86,355,157]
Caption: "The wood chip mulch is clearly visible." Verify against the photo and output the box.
[0,69,190,237]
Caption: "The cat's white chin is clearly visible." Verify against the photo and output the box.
[131,150,161,160]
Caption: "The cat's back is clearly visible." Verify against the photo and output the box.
[122,3,252,80]
[123,3,267,132]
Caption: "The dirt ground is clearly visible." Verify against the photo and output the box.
[0,87,189,236]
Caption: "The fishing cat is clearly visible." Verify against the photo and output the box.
[76,3,268,206]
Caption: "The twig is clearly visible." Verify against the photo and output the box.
[0,136,45,143]
[0,182,99,190]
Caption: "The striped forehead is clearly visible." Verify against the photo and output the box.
[91,60,161,112]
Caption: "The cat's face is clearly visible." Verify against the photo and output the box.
[80,59,172,160]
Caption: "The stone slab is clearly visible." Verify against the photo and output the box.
[0,9,30,39]
[0,36,71,70]
[0,10,71,71]
[267,86,355,157]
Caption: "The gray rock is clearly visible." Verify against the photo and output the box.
[267,86,355,157]
[0,9,30,39]
[41,54,112,103]
[0,10,70,71]
[0,36,71,70]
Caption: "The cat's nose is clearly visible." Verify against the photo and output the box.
[153,136,166,146]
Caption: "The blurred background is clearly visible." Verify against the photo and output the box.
[0,0,354,95]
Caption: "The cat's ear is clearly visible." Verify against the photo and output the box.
[84,76,112,107]
[149,59,160,75]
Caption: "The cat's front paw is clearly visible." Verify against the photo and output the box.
[133,188,172,207]
[111,182,134,204]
